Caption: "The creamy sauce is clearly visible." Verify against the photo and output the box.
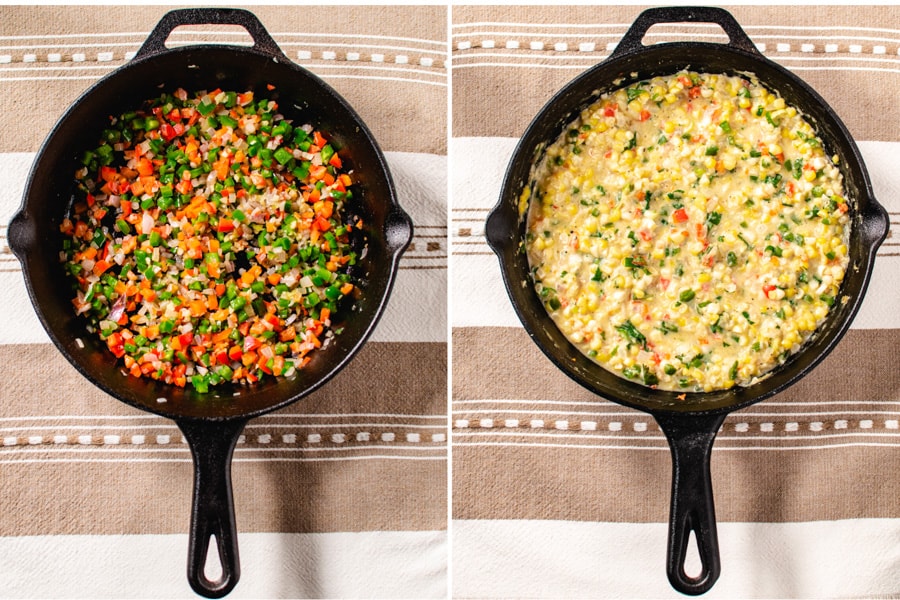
[526,71,849,392]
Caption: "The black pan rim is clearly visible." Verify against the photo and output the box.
[489,39,887,418]
[12,42,409,423]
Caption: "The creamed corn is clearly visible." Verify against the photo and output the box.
[525,71,849,392]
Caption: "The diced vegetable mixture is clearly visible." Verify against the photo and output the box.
[61,87,361,392]
[525,71,849,392]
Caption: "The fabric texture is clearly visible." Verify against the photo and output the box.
[451,4,900,599]
[0,5,447,599]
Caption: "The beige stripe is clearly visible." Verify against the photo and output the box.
[452,328,900,406]
[0,5,447,155]
[0,458,446,536]
[452,443,900,523]
[0,338,447,536]
[0,341,446,420]
[451,5,900,142]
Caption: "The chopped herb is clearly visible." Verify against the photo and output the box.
[616,321,648,350]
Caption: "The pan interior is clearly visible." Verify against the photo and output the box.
[20,46,400,420]
[496,43,878,415]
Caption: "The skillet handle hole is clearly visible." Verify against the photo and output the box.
[682,528,704,580]
[203,534,225,585]
[158,24,253,51]
[135,8,287,62]
[611,7,759,59]
[638,23,728,48]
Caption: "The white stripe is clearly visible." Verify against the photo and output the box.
[291,62,445,79]
[0,413,445,423]
[0,41,141,50]
[0,72,449,87]
[451,61,601,70]
[453,440,900,452]
[0,30,445,47]
[0,531,446,598]
[452,52,606,61]
[452,407,900,418]
[0,442,446,454]
[259,412,448,420]
[454,429,900,442]
[452,30,900,46]
[274,41,446,55]
[0,422,447,433]
[450,137,900,330]
[270,32,446,47]
[453,398,900,409]
[303,73,447,88]
[454,409,643,418]
[451,60,900,75]
[0,151,445,345]
[453,519,900,599]
[0,456,446,465]
[451,22,900,35]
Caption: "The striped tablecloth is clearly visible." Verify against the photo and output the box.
[0,6,447,598]
[451,5,900,599]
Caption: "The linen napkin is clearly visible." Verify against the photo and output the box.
[451,5,900,598]
[0,5,447,599]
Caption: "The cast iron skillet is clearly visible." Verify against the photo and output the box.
[486,6,888,596]
[7,8,412,598]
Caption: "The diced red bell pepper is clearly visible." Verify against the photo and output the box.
[106,332,125,358]
[177,332,194,349]
[160,123,178,141]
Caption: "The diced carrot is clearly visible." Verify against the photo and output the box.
[92,259,112,276]
[189,300,207,317]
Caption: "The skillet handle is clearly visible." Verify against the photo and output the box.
[135,8,288,62]
[386,204,414,258]
[654,412,727,596]
[861,197,890,255]
[177,418,248,598]
[610,6,760,59]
